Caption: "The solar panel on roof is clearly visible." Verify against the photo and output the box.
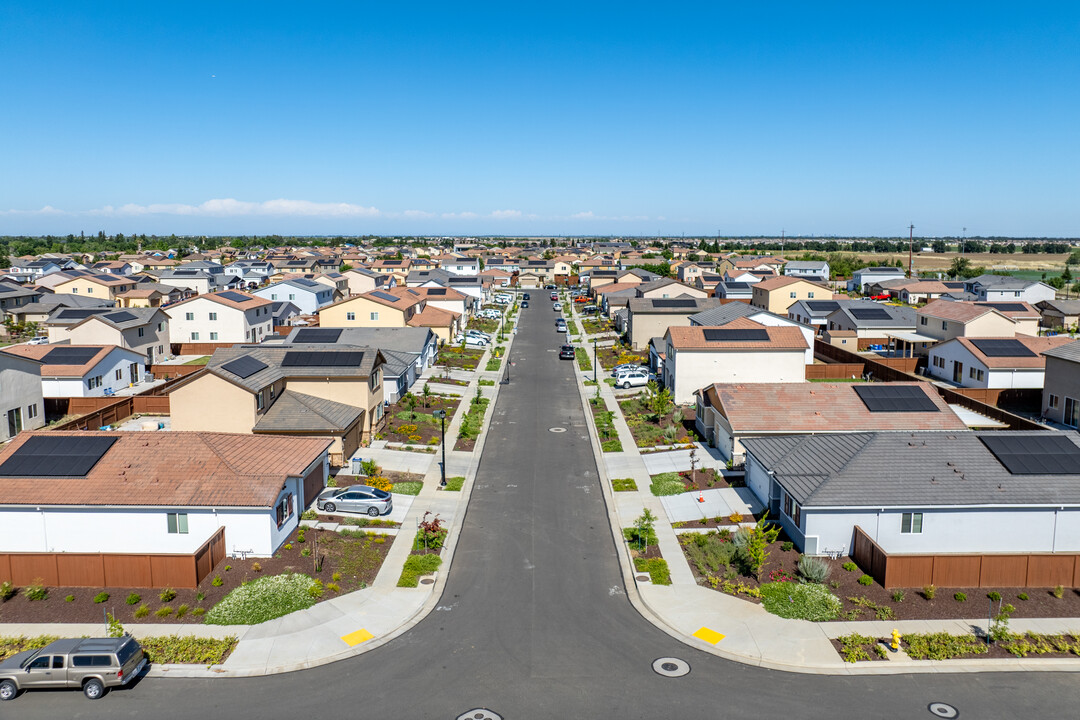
[652,299,698,308]
[970,339,1035,358]
[978,302,1029,312]
[701,328,770,342]
[290,278,320,287]
[282,351,365,367]
[724,282,750,290]
[383,260,403,265]
[216,291,251,302]
[103,311,137,323]
[41,347,101,365]
[805,300,841,312]
[221,355,269,379]
[427,288,447,295]
[853,384,940,413]
[56,309,108,320]
[0,435,118,477]
[292,328,342,343]
[371,291,399,302]
[849,307,893,320]
[172,270,199,276]
[980,434,1080,475]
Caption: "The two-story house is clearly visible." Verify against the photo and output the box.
[54,308,170,366]
[51,273,138,303]
[253,278,336,315]
[963,275,1057,304]
[164,291,274,344]
[319,289,423,329]
[1041,339,1080,428]
[751,276,833,315]
[0,352,46,441]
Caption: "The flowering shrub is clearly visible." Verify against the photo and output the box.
[398,424,418,435]
[369,476,393,492]
[408,434,423,443]
[768,566,796,583]
[728,511,744,524]
[204,573,318,625]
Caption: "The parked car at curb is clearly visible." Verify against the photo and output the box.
[549,292,558,301]
[466,330,492,341]
[0,635,147,702]
[552,302,562,311]
[555,319,567,332]
[559,344,575,360]
[521,300,529,308]
[316,485,393,516]
[523,293,530,300]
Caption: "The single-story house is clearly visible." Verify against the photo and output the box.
[2,344,148,398]
[1036,299,1080,331]
[926,335,1073,389]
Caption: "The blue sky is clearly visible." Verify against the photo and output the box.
[1,2,1077,237]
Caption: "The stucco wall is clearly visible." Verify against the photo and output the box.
[667,349,804,404]
[0,353,45,440]
[171,373,256,432]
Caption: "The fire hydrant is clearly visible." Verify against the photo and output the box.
[891,628,902,652]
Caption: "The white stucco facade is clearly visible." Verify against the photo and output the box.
[40,346,147,398]
[663,347,805,404]
[927,340,1046,389]
[165,297,274,344]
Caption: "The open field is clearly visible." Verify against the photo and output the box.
[819,251,1071,275]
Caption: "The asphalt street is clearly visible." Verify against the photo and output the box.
[11,299,1080,719]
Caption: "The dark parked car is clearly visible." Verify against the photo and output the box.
[559,344,575,360]
[521,300,529,308]
[523,293,530,300]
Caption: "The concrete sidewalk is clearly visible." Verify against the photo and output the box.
[572,339,1080,674]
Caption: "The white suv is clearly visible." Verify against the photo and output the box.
[613,368,651,389]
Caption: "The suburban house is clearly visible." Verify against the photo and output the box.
[341,267,386,296]
[1036,299,1080,331]
[440,257,482,276]
[916,300,1037,343]
[2,344,147,397]
[626,297,724,350]
[661,318,808,404]
[964,274,1057,304]
[750,276,833,315]
[253,278,336,314]
[115,283,186,308]
[690,302,816,365]
[271,301,303,326]
[0,281,41,313]
[926,336,1074,389]
[714,281,755,300]
[224,260,274,283]
[847,267,905,293]
[783,260,830,281]
[170,344,386,465]
[164,290,274,345]
[283,326,438,379]
[634,278,709,300]
[787,299,842,331]
[825,302,916,339]
[886,279,951,304]
[1041,340,1080,428]
[695,382,968,463]
[0,352,46,441]
[9,259,64,282]
[319,290,423,329]
[51,273,138,302]
[741,430,1080,563]
[588,269,620,290]
[0,431,331,569]
[49,308,170,366]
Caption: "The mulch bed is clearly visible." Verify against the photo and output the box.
[660,467,742,492]
[429,377,469,387]
[332,470,424,488]
[596,345,647,371]
[383,395,461,445]
[618,396,701,448]
[0,525,393,625]
[680,531,1080,621]
[437,347,484,371]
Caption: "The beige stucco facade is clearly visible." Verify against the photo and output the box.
[916,310,1017,341]
[319,296,414,328]
[59,313,170,365]
[638,284,708,300]
[628,312,696,350]
[752,280,832,314]
[52,277,137,302]
[170,372,258,434]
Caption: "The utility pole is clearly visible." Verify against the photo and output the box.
[962,227,966,256]
[780,229,785,260]
[908,224,915,278]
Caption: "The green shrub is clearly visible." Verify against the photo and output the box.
[633,557,672,585]
[601,438,623,452]
[1018,592,1029,601]
[393,481,423,496]
[192,607,206,617]
[954,592,967,602]
[211,576,223,587]
[1053,585,1065,599]
[681,531,738,576]
[300,547,312,557]
[134,604,150,618]
[308,579,324,599]
[65,594,76,602]
[987,591,1001,602]
[24,581,47,602]
[904,632,988,660]
[0,581,15,601]
[837,633,876,663]
[857,574,874,586]
[797,555,831,584]
[156,606,174,617]
[93,592,110,604]
[892,589,905,603]
[126,592,141,605]
[841,561,858,572]
[781,541,793,552]
[649,472,686,496]
[205,573,318,625]
[160,588,177,602]
[176,604,190,619]
[136,635,237,664]
[760,581,842,621]
[923,584,936,600]
[611,477,638,492]
[397,554,443,587]
[301,509,318,520]
[478,379,495,386]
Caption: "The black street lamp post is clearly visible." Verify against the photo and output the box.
[433,409,447,486]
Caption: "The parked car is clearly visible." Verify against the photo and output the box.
[523,293,530,300]
[316,485,393,516]
[0,635,147,701]
[559,344,575,360]
[552,302,562,311]
[574,296,588,303]
[549,292,558,301]
[26,336,49,345]
[544,284,557,290]
[466,330,492,341]
[580,305,598,314]
[555,319,567,331]
[521,300,529,308]
[613,368,652,389]
[453,334,489,347]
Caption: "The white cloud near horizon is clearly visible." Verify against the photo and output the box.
[490,209,522,219]
[86,198,381,218]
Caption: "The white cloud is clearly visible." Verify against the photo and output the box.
[0,205,68,216]
[87,198,380,218]
[571,211,596,219]
[490,209,522,219]
[402,209,436,219]
[441,211,479,219]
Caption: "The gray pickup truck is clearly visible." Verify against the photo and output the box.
[0,635,146,701]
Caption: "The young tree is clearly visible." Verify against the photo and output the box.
[633,508,657,552]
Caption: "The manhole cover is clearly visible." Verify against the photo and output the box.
[928,703,958,719]
[636,574,649,581]
[420,578,434,585]
[652,657,690,677]
[548,427,567,433]
[456,710,503,720]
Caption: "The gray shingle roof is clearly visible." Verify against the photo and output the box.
[1042,339,1080,363]
[283,326,433,356]
[689,303,766,326]
[743,431,1080,508]
[207,345,383,392]
[829,302,915,328]
[253,390,362,432]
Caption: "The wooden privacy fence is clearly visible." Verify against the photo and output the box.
[148,363,205,380]
[852,526,1080,590]
[170,342,236,356]
[805,363,865,380]
[935,386,1044,431]
[0,527,225,589]
[50,371,202,430]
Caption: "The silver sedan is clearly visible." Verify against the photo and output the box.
[316,485,393,517]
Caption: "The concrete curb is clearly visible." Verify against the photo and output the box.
[570,343,1080,675]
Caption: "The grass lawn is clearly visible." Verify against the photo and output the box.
[183,356,210,365]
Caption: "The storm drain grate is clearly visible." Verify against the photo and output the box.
[457,710,503,720]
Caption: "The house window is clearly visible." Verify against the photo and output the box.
[808,292,814,299]
[210,332,218,340]
[115,369,123,380]
[87,376,103,389]
[157,345,164,354]
[158,322,165,332]
[369,368,381,390]
[86,287,93,293]
[783,492,801,528]
[941,321,948,330]
[901,512,923,534]
[969,367,985,381]
[920,317,927,326]
[1048,394,1059,409]
[186,312,194,321]
[209,312,217,321]
[26,403,38,419]
[256,391,265,411]
[190,332,200,341]
[271,294,278,300]
[1065,397,1080,428]
[347,312,355,321]
[789,291,797,298]
[370,311,379,321]
[275,493,294,528]
[167,512,189,534]
[137,327,145,337]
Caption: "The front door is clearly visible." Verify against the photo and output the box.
[952,361,963,384]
